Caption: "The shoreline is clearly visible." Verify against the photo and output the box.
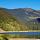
[8,38,40,40]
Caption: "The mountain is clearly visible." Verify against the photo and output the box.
[8,8,40,30]
[0,8,40,31]
[0,8,29,31]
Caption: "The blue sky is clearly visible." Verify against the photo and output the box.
[0,0,40,10]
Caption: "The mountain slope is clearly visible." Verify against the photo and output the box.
[0,8,40,31]
[8,8,40,30]
[0,8,29,31]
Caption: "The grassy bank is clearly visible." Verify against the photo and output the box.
[0,34,40,40]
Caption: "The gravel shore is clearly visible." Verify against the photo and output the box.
[9,38,40,40]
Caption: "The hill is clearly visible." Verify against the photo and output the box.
[0,8,28,31]
[8,8,40,30]
[0,8,40,31]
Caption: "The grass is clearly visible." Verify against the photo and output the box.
[0,34,40,40]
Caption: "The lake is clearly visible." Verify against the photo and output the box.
[0,32,40,35]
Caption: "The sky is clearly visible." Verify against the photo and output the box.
[0,0,40,10]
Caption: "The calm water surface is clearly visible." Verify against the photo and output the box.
[0,32,40,35]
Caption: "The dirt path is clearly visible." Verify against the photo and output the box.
[0,28,5,32]
[9,38,40,40]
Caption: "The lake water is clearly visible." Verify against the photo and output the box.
[0,32,40,35]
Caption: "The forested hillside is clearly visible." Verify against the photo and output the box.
[0,8,28,31]
[0,8,40,31]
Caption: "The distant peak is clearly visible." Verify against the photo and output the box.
[0,7,5,9]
